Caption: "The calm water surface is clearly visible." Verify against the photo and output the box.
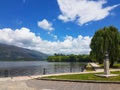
[0,61,86,77]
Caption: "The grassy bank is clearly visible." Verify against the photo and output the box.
[41,71,120,82]
[99,63,120,68]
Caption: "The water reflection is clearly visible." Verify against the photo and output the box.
[0,61,86,77]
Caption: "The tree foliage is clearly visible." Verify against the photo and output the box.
[90,26,120,67]
[47,54,91,62]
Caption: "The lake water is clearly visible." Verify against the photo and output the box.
[0,61,86,77]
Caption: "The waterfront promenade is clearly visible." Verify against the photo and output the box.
[0,63,120,90]
[0,79,120,90]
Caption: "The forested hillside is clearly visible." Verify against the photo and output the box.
[0,43,48,61]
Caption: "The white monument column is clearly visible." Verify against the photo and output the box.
[104,51,110,75]
[95,51,118,77]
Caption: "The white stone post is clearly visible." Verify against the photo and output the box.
[95,51,118,77]
[104,51,110,75]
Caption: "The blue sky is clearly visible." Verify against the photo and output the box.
[0,0,120,54]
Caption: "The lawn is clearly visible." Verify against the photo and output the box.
[99,63,120,68]
[41,71,120,82]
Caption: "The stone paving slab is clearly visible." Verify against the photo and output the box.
[0,76,32,82]
[0,79,120,90]
[26,79,120,90]
[0,81,35,90]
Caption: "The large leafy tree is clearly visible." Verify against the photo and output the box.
[90,26,120,67]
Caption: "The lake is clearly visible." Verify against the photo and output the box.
[0,61,86,77]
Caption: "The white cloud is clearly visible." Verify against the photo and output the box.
[57,0,120,25]
[38,19,54,31]
[48,32,58,40]
[0,27,91,55]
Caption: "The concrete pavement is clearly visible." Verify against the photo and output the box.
[26,79,120,90]
[0,81,35,90]
[0,79,120,90]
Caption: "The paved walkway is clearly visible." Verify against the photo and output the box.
[26,79,120,90]
[0,79,120,90]
[0,81,34,90]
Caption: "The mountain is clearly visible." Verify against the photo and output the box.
[0,43,48,61]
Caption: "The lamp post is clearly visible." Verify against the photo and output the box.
[104,51,110,75]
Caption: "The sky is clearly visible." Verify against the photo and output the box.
[0,0,120,55]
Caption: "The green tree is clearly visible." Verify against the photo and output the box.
[69,54,76,62]
[90,26,120,67]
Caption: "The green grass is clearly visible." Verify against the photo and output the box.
[42,71,120,81]
[113,63,120,68]
[99,63,120,68]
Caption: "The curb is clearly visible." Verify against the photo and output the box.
[36,78,120,84]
